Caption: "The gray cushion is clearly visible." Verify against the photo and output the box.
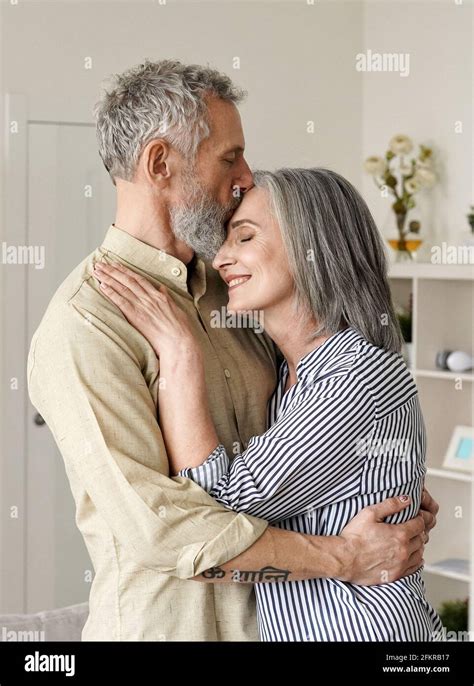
[0,602,89,641]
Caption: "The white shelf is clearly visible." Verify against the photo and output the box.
[388,267,473,632]
[415,369,474,382]
[388,261,474,280]
[426,467,473,483]
[424,563,471,583]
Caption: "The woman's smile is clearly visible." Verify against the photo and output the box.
[226,275,252,290]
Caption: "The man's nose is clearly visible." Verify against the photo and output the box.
[234,157,253,194]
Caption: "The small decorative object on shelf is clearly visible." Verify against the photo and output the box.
[443,426,474,473]
[435,349,473,373]
[364,134,437,261]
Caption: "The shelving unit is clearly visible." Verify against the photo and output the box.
[388,260,473,635]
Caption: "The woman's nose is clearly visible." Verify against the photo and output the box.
[212,242,235,271]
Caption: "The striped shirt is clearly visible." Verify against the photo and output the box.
[180,327,443,641]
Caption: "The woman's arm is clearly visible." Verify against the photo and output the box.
[157,344,221,474]
[93,260,225,474]
[179,373,377,522]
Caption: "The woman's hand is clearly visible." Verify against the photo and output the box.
[94,259,219,471]
[93,261,199,360]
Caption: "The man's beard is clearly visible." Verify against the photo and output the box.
[169,168,241,261]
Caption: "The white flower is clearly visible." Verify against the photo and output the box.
[389,134,414,156]
[414,168,436,188]
[400,163,413,175]
[405,178,422,194]
[416,159,433,170]
[364,156,386,176]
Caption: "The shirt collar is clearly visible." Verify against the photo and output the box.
[294,326,364,382]
[100,224,207,298]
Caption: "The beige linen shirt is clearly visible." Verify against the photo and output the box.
[27,225,279,641]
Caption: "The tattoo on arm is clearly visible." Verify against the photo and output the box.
[199,566,290,583]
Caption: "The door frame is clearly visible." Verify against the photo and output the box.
[1,93,28,613]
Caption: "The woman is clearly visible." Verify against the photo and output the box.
[93,168,443,641]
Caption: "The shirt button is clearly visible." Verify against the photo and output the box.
[224,368,231,378]
[171,267,181,277]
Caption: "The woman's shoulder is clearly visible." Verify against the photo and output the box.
[351,334,418,414]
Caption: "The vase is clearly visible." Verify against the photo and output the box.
[386,211,423,261]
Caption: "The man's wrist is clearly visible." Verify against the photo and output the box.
[331,535,355,582]
[303,533,354,581]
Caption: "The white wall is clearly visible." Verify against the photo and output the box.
[361,0,473,251]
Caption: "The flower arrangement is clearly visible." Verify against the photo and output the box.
[364,135,437,259]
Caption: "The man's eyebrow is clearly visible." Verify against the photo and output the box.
[222,145,245,155]
[230,219,260,230]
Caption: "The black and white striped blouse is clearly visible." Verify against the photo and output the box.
[179,326,443,641]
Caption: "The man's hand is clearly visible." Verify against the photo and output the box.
[338,495,427,585]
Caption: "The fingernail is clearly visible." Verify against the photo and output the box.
[399,495,410,502]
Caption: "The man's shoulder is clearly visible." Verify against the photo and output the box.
[38,249,97,319]
[35,247,124,332]
[28,246,134,364]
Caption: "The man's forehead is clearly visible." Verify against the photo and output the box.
[205,97,245,146]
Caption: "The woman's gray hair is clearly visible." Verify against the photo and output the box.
[95,59,246,182]
[253,168,403,353]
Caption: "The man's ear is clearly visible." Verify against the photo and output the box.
[142,138,171,185]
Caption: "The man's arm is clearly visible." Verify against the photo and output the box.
[192,495,427,585]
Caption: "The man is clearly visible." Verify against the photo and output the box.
[27,60,437,641]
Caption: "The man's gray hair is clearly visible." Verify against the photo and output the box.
[94,59,246,182]
[253,168,403,353]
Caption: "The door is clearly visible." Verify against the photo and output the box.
[25,121,115,611]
